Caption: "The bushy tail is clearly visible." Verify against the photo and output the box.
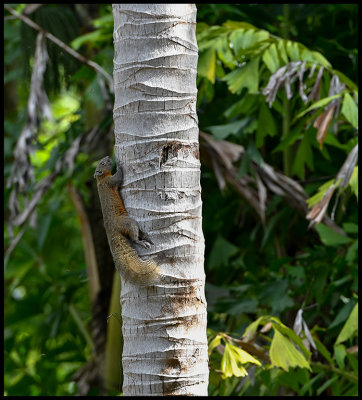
[109,235,160,286]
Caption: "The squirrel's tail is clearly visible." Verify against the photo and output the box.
[110,236,161,286]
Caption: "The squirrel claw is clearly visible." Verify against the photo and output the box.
[135,240,152,249]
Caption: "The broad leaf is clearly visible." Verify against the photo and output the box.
[292,134,314,180]
[270,330,311,371]
[221,342,261,379]
[209,334,222,355]
[333,344,346,371]
[256,101,278,147]
[335,303,358,345]
[315,224,353,247]
[222,57,260,94]
[208,235,239,269]
[198,46,216,83]
[341,93,358,129]
[262,43,279,73]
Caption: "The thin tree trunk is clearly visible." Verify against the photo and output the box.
[112,4,208,396]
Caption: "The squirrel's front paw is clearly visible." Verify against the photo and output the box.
[135,240,152,249]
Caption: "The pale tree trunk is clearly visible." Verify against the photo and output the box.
[112,4,208,396]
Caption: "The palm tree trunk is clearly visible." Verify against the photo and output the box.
[112,4,208,396]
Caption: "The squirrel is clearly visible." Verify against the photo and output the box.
[94,156,160,286]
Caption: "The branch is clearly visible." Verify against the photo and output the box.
[4,4,114,93]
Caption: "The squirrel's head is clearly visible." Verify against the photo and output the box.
[94,156,113,179]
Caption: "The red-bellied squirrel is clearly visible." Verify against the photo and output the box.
[94,156,160,286]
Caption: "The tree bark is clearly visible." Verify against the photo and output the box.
[112,4,208,396]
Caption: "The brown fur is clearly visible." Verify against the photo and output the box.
[94,156,160,286]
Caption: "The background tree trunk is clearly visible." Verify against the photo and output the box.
[112,4,208,396]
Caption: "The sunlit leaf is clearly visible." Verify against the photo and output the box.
[306,179,335,207]
[294,93,344,120]
[242,316,267,340]
[262,43,279,73]
[198,46,216,83]
[222,57,260,94]
[221,342,247,378]
[335,303,358,345]
[209,334,222,355]
[277,40,288,64]
[270,317,311,360]
[221,342,260,379]
[310,51,332,68]
[286,40,300,61]
[341,93,358,129]
[270,330,311,372]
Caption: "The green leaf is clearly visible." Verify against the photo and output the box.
[335,303,358,345]
[270,330,311,372]
[334,344,346,370]
[221,342,261,379]
[346,240,358,265]
[286,40,300,61]
[221,342,248,378]
[215,36,236,70]
[262,43,279,73]
[294,93,344,121]
[230,28,269,57]
[348,166,358,200]
[224,95,259,118]
[208,235,239,269]
[198,46,216,83]
[315,224,353,247]
[329,300,357,329]
[222,56,260,94]
[277,40,288,64]
[71,30,105,50]
[256,101,278,147]
[292,134,314,180]
[273,120,304,152]
[310,51,332,68]
[228,342,262,366]
[206,118,252,140]
[270,317,311,360]
[341,93,358,128]
[313,335,333,365]
[209,334,222,355]
[333,69,358,91]
[306,178,335,207]
[342,222,358,234]
[238,151,251,178]
[316,376,339,396]
[247,141,264,167]
[299,373,323,396]
[242,316,268,340]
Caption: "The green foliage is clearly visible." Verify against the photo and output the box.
[4,3,358,397]
[197,4,357,396]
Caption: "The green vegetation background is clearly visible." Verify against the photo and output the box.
[4,4,358,396]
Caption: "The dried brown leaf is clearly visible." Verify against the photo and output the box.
[313,105,336,148]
